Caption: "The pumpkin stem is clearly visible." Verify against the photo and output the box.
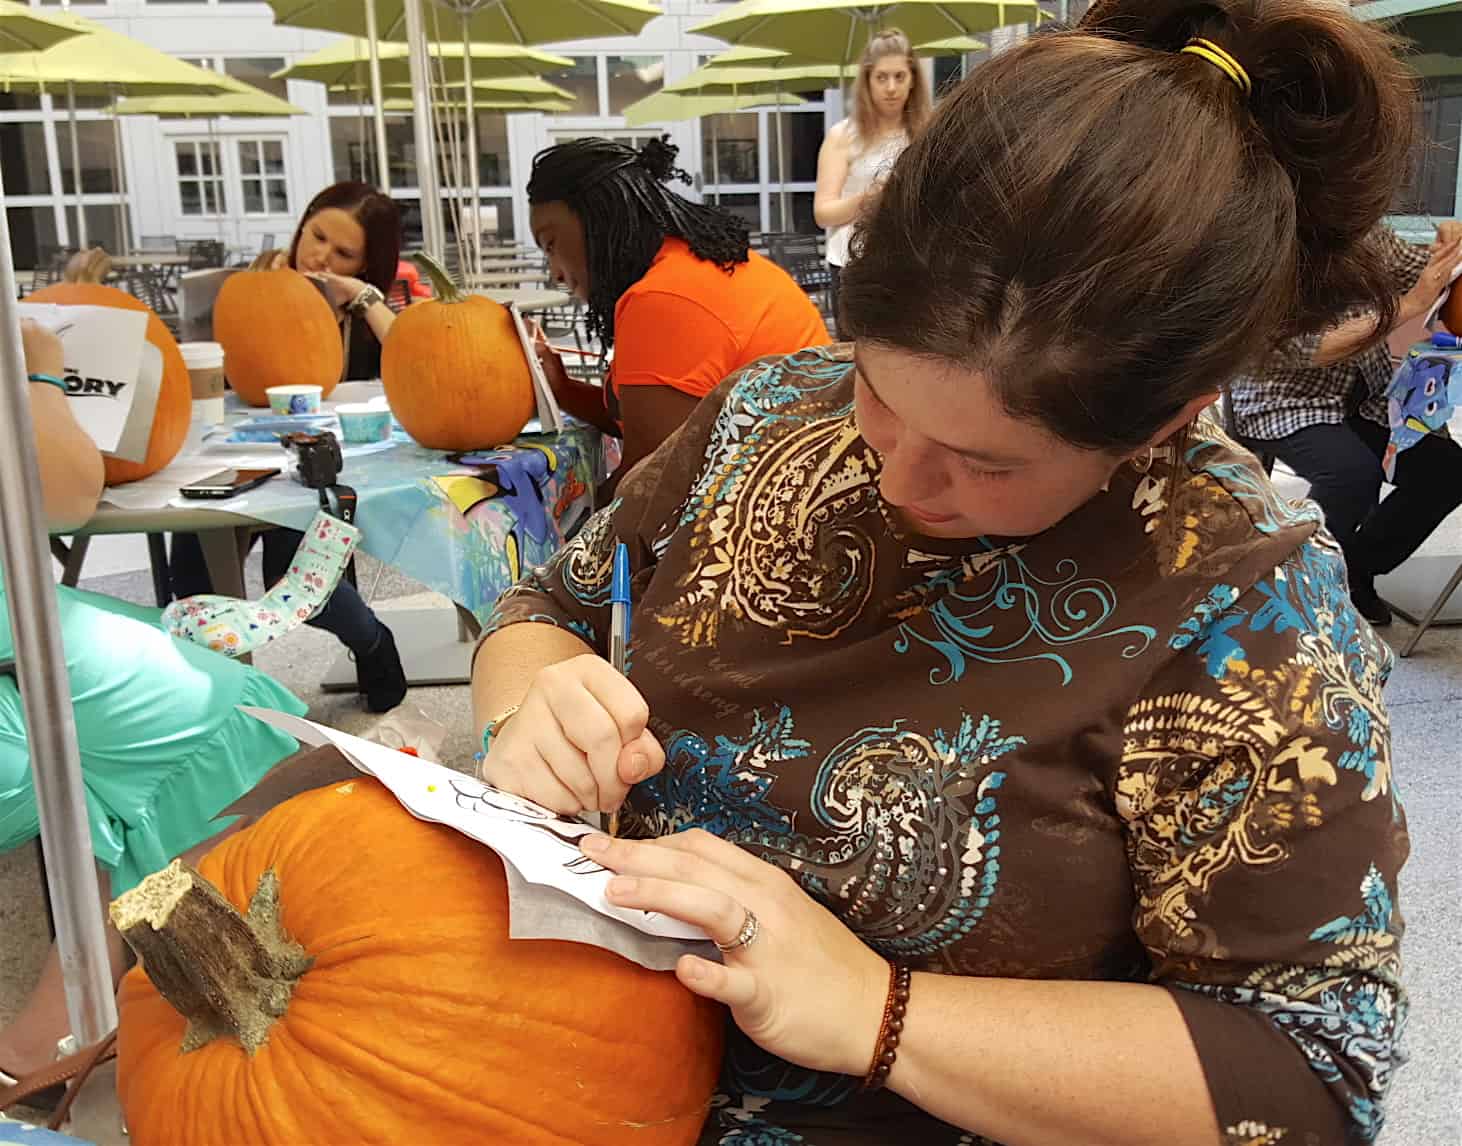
[110,860,313,1055]
[411,250,467,305]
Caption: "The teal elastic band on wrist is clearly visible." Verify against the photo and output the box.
[27,372,67,393]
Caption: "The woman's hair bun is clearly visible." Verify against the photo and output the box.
[1082,0,1416,330]
[636,135,691,187]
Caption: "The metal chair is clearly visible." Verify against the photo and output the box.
[125,266,180,336]
[27,246,75,294]
[184,239,226,270]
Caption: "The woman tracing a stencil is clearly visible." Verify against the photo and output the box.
[472,3,1413,1143]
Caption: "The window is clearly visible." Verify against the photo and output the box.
[713,192,761,232]
[56,120,118,194]
[774,191,818,235]
[473,112,510,187]
[933,54,966,97]
[1399,76,1462,218]
[239,139,289,215]
[330,117,375,184]
[607,56,664,117]
[175,140,226,216]
[64,205,120,255]
[771,110,823,183]
[703,113,759,185]
[0,122,53,195]
[548,57,599,116]
[223,57,288,102]
[6,206,59,271]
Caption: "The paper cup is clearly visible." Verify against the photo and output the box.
[265,384,324,416]
[337,403,393,444]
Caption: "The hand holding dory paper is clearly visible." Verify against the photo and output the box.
[242,707,708,943]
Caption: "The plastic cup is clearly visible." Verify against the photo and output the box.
[265,384,324,416]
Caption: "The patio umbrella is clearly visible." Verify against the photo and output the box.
[689,0,1040,67]
[0,12,233,264]
[110,80,309,249]
[0,0,85,53]
[275,38,572,194]
[667,60,852,227]
[263,0,662,264]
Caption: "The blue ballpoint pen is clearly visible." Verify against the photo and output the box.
[607,542,632,837]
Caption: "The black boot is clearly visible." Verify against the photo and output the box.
[1351,583,1393,628]
[355,624,407,712]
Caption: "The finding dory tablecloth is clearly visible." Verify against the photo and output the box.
[1385,343,1462,479]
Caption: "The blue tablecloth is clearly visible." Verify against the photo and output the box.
[219,402,609,625]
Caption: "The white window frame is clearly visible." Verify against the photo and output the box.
[174,138,226,219]
[237,137,290,217]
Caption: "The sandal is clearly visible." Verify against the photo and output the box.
[0,1062,65,1115]
[0,1032,116,1129]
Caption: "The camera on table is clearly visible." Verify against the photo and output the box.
[280,430,343,490]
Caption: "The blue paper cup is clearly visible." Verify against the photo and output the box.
[337,403,393,444]
[265,384,323,415]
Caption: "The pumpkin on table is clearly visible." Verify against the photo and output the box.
[111,777,724,1145]
[213,268,343,407]
[29,282,189,486]
[381,253,536,451]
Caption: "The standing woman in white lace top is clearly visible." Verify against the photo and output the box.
[814,28,932,334]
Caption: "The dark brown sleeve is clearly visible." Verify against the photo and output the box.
[1118,535,1408,1145]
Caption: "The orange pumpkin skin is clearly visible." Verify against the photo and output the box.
[29,283,190,486]
[382,294,536,450]
[116,779,725,1145]
[213,269,343,406]
[1441,289,1462,336]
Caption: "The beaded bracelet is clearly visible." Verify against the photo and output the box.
[28,372,67,393]
[860,962,912,1092]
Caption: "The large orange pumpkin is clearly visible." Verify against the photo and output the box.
[29,283,190,486]
[382,254,536,450]
[213,268,343,406]
[113,778,724,1145]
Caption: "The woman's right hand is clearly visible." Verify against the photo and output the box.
[527,317,575,399]
[479,653,665,816]
[1400,237,1462,323]
[21,320,64,379]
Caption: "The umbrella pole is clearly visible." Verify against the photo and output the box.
[66,82,87,249]
[109,93,130,255]
[776,92,788,231]
[403,0,443,258]
[0,164,118,1051]
[364,0,390,193]
[211,119,227,250]
[711,117,720,206]
[462,13,480,280]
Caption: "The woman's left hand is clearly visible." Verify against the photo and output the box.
[582,828,889,1078]
[305,271,368,312]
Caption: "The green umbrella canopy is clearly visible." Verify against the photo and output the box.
[917,34,987,54]
[379,93,572,113]
[0,10,234,95]
[109,78,307,118]
[274,38,572,87]
[690,0,1040,65]
[621,88,806,127]
[328,73,573,100]
[666,61,851,96]
[703,37,984,66]
[0,0,86,54]
[265,0,661,44]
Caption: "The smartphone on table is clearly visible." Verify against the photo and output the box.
[179,467,281,500]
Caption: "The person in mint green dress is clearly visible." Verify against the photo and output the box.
[0,321,307,1088]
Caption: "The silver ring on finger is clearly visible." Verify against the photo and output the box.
[715,908,760,953]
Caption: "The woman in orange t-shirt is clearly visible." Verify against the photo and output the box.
[527,137,829,488]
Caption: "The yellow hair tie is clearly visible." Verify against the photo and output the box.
[1180,37,1252,98]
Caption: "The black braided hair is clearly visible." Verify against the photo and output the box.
[527,135,750,348]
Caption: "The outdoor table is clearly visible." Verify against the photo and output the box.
[56,381,610,687]
[478,287,570,311]
[111,253,194,270]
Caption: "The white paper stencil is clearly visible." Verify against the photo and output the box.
[242,708,708,942]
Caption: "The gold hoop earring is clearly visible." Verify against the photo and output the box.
[1130,447,1155,475]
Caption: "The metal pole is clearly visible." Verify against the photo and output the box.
[0,164,118,1049]
[211,119,227,249]
[403,0,443,258]
[364,0,391,193]
[66,82,86,248]
[110,96,131,254]
[461,17,480,280]
[776,95,788,231]
[711,116,720,206]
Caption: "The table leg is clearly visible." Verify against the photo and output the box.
[57,535,91,588]
[197,527,251,600]
[146,534,171,607]
[1397,559,1462,658]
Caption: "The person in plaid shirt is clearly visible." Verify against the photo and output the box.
[1229,222,1462,625]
